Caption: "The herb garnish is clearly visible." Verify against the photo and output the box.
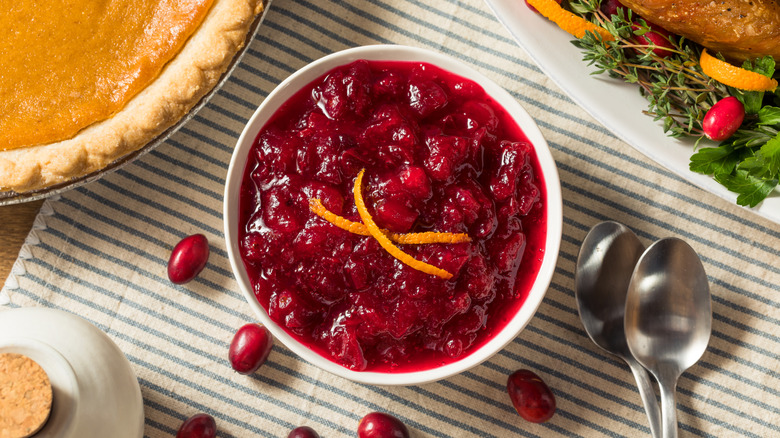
[567,0,780,207]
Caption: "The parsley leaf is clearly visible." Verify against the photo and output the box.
[758,106,780,126]
[714,170,778,207]
[689,145,738,175]
[760,135,780,176]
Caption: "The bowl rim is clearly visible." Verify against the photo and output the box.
[223,44,562,385]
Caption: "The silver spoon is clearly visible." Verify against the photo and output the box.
[575,221,662,438]
[625,237,712,438]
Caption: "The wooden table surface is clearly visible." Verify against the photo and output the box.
[0,200,44,285]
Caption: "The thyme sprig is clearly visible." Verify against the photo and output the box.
[566,0,780,207]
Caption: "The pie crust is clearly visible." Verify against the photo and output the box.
[0,0,265,193]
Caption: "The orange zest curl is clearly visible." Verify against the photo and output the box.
[392,231,471,245]
[309,198,369,236]
[699,49,778,92]
[309,198,471,245]
[527,0,614,42]
[353,169,455,280]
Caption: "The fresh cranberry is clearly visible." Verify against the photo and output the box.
[287,426,320,438]
[228,323,273,374]
[702,96,745,141]
[507,369,556,423]
[176,413,216,438]
[168,234,209,284]
[357,412,410,438]
[631,22,676,58]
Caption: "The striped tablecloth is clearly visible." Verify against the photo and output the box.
[3,0,779,436]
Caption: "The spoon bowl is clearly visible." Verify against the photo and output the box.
[576,221,662,437]
[625,237,712,438]
[576,221,645,354]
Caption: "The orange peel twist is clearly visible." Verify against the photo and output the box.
[353,169,455,280]
[309,198,470,245]
[699,49,778,92]
[527,0,614,42]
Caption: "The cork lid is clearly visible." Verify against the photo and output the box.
[0,353,53,438]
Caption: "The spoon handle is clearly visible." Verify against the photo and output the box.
[658,374,679,438]
[626,358,662,438]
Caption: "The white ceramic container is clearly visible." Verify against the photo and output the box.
[224,44,562,385]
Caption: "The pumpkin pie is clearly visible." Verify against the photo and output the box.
[0,0,265,193]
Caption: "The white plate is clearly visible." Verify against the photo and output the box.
[0,307,144,437]
[483,0,780,223]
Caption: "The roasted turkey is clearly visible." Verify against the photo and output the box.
[617,0,780,61]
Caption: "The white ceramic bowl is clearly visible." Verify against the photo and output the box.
[224,45,562,385]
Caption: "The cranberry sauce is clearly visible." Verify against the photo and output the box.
[238,59,547,372]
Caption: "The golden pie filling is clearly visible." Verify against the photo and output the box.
[0,0,263,193]
[0,0,215,151]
